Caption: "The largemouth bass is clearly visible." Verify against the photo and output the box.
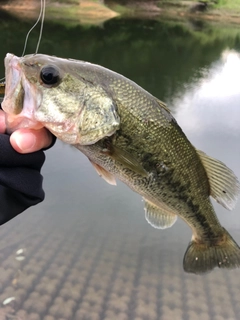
[2,53,240,274]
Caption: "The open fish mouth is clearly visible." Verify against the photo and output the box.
[2,53,43,132]
[3,53,23,115]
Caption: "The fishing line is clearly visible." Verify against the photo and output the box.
[0,0,46,83]
[21,0,46,56]
[35,0,46,54]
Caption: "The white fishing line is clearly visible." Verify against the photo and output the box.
[35,0,46,54]
[0,0,46,83]
[21,0,46,56]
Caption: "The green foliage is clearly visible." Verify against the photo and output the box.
[48,0,79,3]
[109,4,133,14]
[2,14,240,105]
[214,0,240,10]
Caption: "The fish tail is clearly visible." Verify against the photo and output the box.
[183,228,240,274]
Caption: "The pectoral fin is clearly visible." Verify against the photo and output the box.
[197,150,240,210]
[89,160,116,186]
[104,145,148,177]
[144,199,177,229]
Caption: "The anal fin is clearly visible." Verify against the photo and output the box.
[89,160,116,186]
[144,199,177,229]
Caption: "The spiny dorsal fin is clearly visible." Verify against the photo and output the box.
[156,99,171,113]
[197,149,240,210]
[144,199,177,229]
[89,160,116,186]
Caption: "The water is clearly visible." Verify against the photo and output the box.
[0,9,240,320]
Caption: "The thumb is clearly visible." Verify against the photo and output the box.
[10,128,53,153]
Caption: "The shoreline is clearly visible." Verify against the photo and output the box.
[0,0,240,26]
[106,0,240,25]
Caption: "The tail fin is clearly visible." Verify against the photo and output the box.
[183,228,240,274]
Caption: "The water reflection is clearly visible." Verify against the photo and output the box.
[172,49,240,231]
[0,12,240,320]
[174,49,240,134]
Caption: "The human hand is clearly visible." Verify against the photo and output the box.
[0,110,53,153]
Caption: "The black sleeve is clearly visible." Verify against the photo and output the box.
[0,134,46,225]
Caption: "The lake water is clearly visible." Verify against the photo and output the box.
[0,9,240,320]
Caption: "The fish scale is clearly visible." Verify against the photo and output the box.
[2,53,240,274]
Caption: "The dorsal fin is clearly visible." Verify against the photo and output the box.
[156,99,171,113]
[144,199,177,229]
[197,150,240,210]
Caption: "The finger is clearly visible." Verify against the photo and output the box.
[0,110,6,134]
[10,128,53,153]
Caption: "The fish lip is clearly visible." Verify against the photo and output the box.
[6,53,21,70]
[2,53,43,132]
[2,54,23,115]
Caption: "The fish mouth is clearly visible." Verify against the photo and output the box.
[2,53,43,133]
[2,53,23,115]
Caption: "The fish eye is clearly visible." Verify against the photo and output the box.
[40,65,60,86]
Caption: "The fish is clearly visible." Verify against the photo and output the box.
[2,53,240,274]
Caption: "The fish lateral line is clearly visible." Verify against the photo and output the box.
[2,53,240,274]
